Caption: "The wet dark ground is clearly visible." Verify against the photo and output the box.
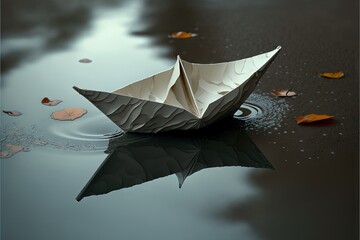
[1,0,359,239]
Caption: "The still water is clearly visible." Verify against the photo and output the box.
[1,2,277,240]
[1,0,358,240]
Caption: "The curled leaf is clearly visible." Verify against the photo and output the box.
[51,108,87,121]
[79,58,92,63]
[320,71,344,79]
[271,89,297,97]
[296,114,334,124]
[42,97,50,104]
[3,110,22,116]
[168,31,197,39]
[41,97,62,106]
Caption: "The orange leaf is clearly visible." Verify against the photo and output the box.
[3,110,22,116]
[51,108,87,121]
[41,97,62,106]
[320,71,344,79]
[271,89,297,97]
[296,114,334,124]
[168,31,197,39]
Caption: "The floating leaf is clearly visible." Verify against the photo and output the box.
[79,58,92,63]
[271,89,297,97]
[168,31,197,39]
[3,110,22,116]
[320,71,344,79]
[0,144,23,158]
[41,97,62,106]
[42,97,50,104]
[0,150,10,158]
[51,108,87,121]
[296,114,334,124]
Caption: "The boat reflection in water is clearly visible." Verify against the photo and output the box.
[76,118,273,201]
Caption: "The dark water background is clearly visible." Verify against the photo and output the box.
[1,0,358,239]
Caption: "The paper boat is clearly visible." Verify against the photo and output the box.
[74,46,281,133]
[76,118,273,201]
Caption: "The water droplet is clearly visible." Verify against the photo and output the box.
[322,133,327,137]
[308,157,312,159]
[300,149,304,152]
[299,140,303,142]
[283,131,287,134]
[338,133,343,135]
[291,131,295,134]
[330,151,335,155]
[297,162,300,164]
[273,142,277,144]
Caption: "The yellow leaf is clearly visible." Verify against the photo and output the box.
[168,31,197,39]
[320,71,344,79]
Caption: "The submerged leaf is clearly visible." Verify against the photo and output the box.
[320,71,344,79]
[0,150,10,158]
[3,110,22,116]
[79,58,92,63]
[41,97,62,106]
[51,108,87,121]
[271,89,297,97]
[168,31,197,39]
[0,144,23,158]
[296,114,334,124]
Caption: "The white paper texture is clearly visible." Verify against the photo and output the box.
[74,46,281,133]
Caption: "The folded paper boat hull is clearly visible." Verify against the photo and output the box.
[74,46,281,133]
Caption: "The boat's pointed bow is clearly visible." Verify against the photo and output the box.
[73,86,86,96]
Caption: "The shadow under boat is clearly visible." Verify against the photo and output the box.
[76,117,273,201]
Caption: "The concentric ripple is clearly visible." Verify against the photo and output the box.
[47,114,123,151]
[233,102,263,121]
[233,93,290,132]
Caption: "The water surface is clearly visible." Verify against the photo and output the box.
[1,0,358,240]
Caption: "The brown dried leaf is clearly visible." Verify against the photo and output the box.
[3,110,22,116]
[41,97,62,106]
[168,31,197,39]
[51,108,87,121]
[271,89,297,97]
[296,114,334,124]
[79,58,92,63]
[320,71,344,79]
